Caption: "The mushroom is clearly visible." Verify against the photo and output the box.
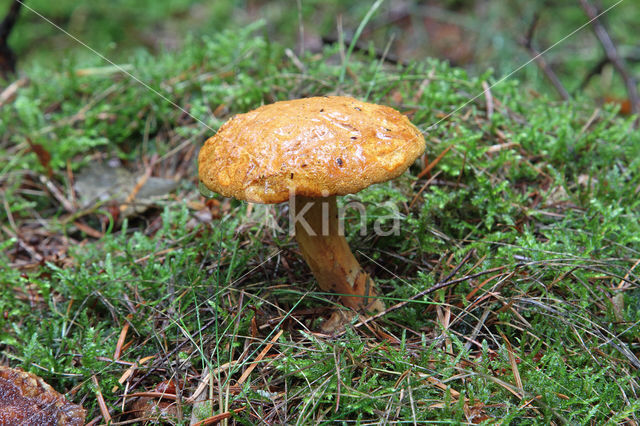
[198,96,425,326]
[0,366,86,425]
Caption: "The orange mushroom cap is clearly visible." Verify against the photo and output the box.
[198,96,425,203]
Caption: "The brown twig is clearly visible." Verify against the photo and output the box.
[519,13,570,101]
[580,0,639,116]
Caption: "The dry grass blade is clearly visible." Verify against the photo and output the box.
[409,170,441,209]
[618,257,640,289]
[417,145,453,179]
[415,372,462,400]
[114,318,131,360]
[500,332,524,398]
[333,347,342,413]
[72,220,103,239]
[184,362,238,408]
[0,76,28,106]
[119,154,158,213]
[91,375,111,423]
[116,355,155,398]
[192,407,246,426]
[482,80,494,118]
[124,391,178,400]
[237,329,283,386]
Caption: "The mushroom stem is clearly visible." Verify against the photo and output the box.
[292,195,385,313]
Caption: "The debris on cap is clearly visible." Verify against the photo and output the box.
[198,96,425,203]
[0,366,86,426]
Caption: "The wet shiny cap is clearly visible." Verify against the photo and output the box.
[198,96,426,203]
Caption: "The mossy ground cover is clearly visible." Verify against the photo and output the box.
[1,17,639,425]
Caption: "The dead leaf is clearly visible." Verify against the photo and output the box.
[74,162,177,218]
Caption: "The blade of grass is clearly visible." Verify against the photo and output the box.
[338,0,385,85]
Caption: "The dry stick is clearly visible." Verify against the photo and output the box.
[39,174,74,212]
[445,249,477,282]
[519,13,570,101]
[580,0,640,116]
[124,391,179,400]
